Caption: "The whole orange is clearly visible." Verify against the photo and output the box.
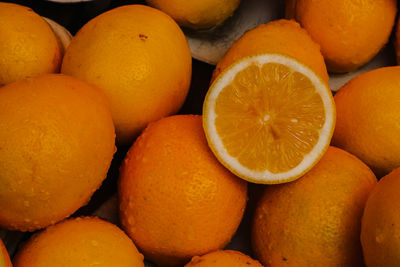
[286,0,397,72]
[361,168,400,267]
[0,2,62,86]
[212,19,328,84]
[62,5,192,145]
[185,250,262,267]
[0,74,115,231]
[119,115,248,266]
[13,217,144,267]
[0,239,12,267]
[252,146,377,266]
[333,67,400,177]
[146,0,241,29]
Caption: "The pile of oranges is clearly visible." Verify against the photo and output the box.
[1,0,400,266]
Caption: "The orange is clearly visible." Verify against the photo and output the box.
[252,146,377,266]
[204,53,335,184]
[0,3,62,86]
[62,5,192,145]
[185,250,262,267]
[286,0,397,73]
[212,19,329,84]
[119,115,247,266]
[146,0,241,29]
[0,74,115,231]
[0,239,12,267]
[333,67,400,177]
[361,168,400,267]
[13,217,144,267]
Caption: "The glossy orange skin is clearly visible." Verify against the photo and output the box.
[119,115,248,266]
[213,19,329,84]
[62,5,192,145]
[361,168,400,267]
[252,146,377,267]
[287,0,397,73]
[0,74,115,231]
[333,67,400,177]
[13,217,144,267]
[146,0,241,29]
[0,2,61,86]
[185,250,262,267]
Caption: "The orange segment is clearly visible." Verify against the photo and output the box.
[215,63,325,173]
[203,54,335,184]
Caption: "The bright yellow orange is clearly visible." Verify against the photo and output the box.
[146,0,241,29]
[361,168,400,267]
[62,5,192,145]
[0,2,62,86]
[0,239,12,267]
[212,19,329,84]
[333,67,400,177]
[185,250,262,267]
[252,146,377,266]
[119,115,247,266]
[204,54,335,184]
[0,74,115,231]
[286,0,397,73]
[13,217,144,267]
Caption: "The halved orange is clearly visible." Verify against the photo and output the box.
[203,54,335,184]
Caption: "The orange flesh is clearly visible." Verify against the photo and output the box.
[215,63,325,173]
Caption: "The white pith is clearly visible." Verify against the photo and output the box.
[204,54,335,184]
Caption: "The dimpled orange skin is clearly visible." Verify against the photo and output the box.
[0,2,61,86]
[0,239,12,267]
[212,19,329,84]
[286,0,397,73]
[361,168,400,267]
[252,146,377,267]
[62,5,192,145]
[13,217,144,267]
[184,250,263,267]
[146,0,241,30]
[119,115,248,266]
[333,67,400,178]
[0,74,115,232]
